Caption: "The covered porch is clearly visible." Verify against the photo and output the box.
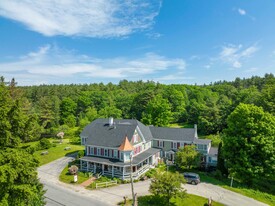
[80,148,160,180]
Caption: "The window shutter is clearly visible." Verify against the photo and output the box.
[177,142,180,149]
[157,140,159,147]
[112,150,114,157]
[101,148,104,156]
[171,142,173,148]
[94,147,97,155]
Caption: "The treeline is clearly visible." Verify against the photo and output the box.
[5,73,274,140]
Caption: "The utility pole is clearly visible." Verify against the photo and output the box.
[130,154,135,206]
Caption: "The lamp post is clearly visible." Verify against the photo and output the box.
[130,153,135,206]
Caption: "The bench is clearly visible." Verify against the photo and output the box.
[41,151,48,155]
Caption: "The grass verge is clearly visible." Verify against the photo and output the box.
[118,194,224,206]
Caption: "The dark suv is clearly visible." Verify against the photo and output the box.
[183,172,200,185]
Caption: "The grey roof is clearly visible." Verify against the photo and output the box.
[209,147,218,156]
[80,148,161,166]
[149,127,195,141]
[81,119,152,148]
[193,138,211,144]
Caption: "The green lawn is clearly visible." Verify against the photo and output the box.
[118,194,224,206]
[21,138,84,166]
[59,165,90,184]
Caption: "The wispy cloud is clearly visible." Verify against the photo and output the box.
[219,44,258,68]
[238,8,246,16]
[0,0,161,38]
[0,45,186,85]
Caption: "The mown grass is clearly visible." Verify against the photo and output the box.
[118,194,224,206]
[59,165,90,184]
[21,138,84,166]
[169,123,194,128]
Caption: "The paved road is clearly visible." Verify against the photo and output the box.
[38,157,268,206]
[38,157,110,206]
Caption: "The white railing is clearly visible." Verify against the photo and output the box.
[95,180,117,189]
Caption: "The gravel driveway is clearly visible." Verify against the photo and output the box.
[38,157,268,206]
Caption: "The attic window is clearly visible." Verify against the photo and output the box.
[133,134,138,143]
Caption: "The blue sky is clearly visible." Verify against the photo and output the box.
[0,0,274,86]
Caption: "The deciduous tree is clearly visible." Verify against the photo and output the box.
[149,171,186,206]
[223,103,275,184]
[175,145,201,170]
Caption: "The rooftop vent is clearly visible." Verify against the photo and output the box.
[109,117,114,126]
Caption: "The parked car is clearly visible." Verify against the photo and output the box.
[183,172,200,185]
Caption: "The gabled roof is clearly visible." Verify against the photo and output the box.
[81,118,152,148]
[118,136,134,151]
[209,147,218,156]
[149,126,196,141]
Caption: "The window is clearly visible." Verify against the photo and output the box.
[104,149,108,157]
[159,141,164,148]
[173,142,177,149]
[120,152,124,161]
[97,148,100,156]
[90,147,94,155]
[114,150,118,158]
[198,144,203,150]
[133,134,138,143]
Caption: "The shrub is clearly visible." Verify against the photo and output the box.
[214,170,223,180]
[26,145,38,154]
[69,165,79,175]
[39,138,52,150]
[77,150,85,159]
[145,168,157,178]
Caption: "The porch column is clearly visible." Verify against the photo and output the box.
[112,165,114,177]
[94,162,96,173]
[102,164,104,175]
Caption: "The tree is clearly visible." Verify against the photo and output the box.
[175,145,201,170]
[223,103,275,184]
[0,149,45,205]
[60,97,77,125]
[141,95,172,126]
[216,142,228,176]
[149,171,186,206]
[0,77,45,205]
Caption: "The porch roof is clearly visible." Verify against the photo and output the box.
[80,147,161,167]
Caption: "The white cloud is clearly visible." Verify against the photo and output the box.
[219,44,258,68]
[238,8,246,15]
[0,45,186,85]
[0,0,161,38]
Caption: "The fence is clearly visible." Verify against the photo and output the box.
[95,180,117,189]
